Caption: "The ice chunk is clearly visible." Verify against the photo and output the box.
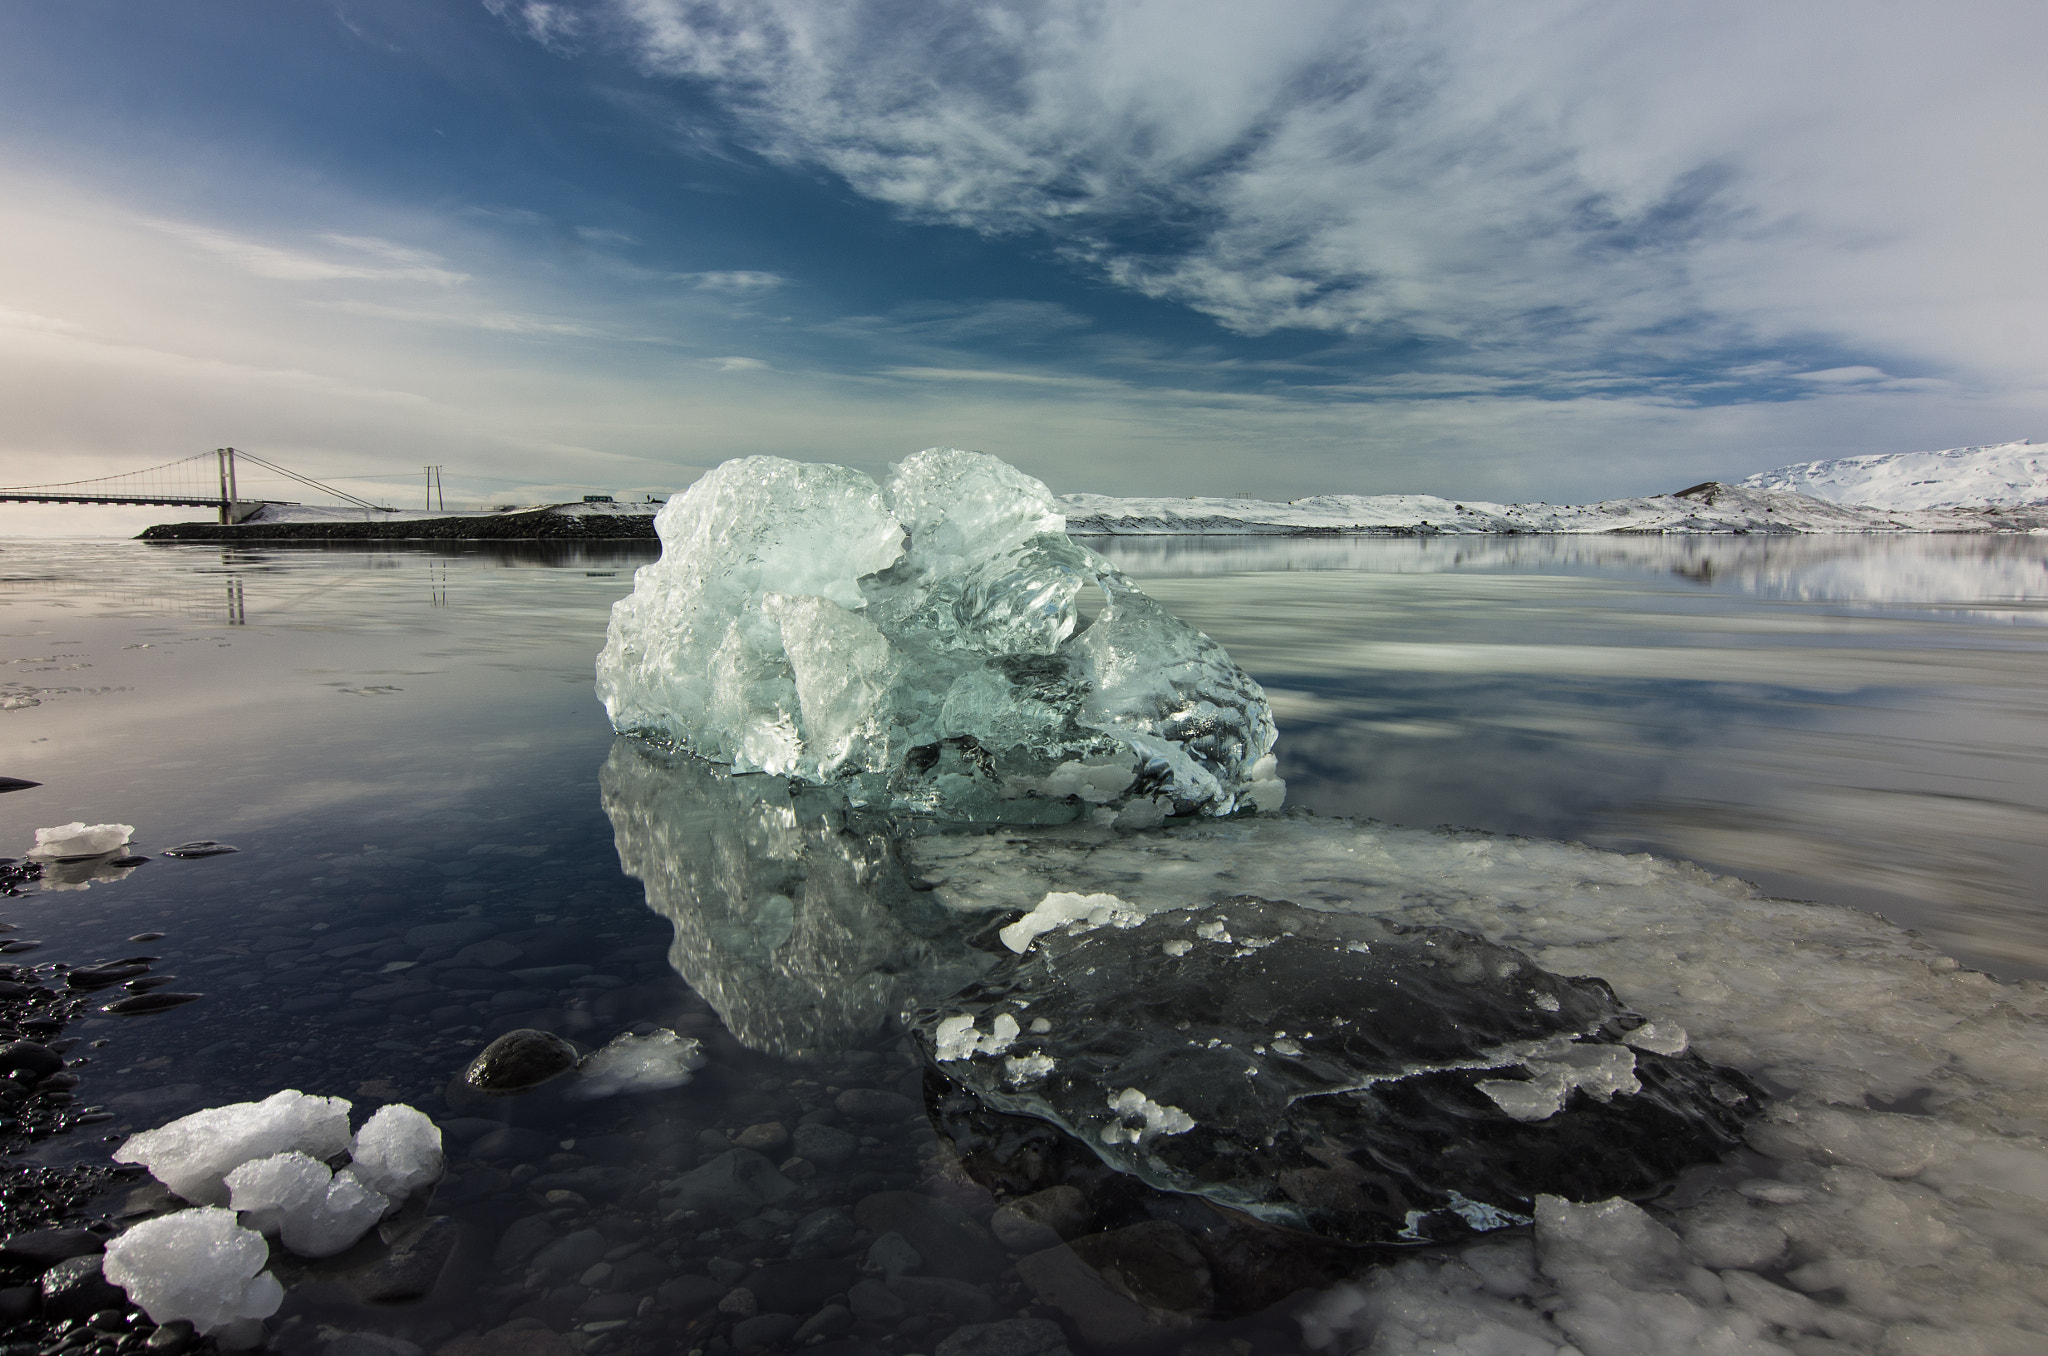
[222,1153,392,1257]
[29,821,133,859]
[596,449,1282,821]
[347,1103,445,1197]
[568,1028,709,1100]
[115,1090,353,1205]
[914,896,1761,1245]
[998,890,1139,953]
[102,1207,285,1334]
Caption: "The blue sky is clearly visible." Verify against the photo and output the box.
[3,0,2045,532]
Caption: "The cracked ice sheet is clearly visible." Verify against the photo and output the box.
[902,811,2048,1353]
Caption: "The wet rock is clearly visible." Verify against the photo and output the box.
[934,1318,1072,1356]
[464,1029,579,1094]
[864,1232,921,1279]
[0,1227,104,1271]
[0,1286,36,1323]
[794,1305,854,1343]
[472,1127,556,1161]
[436,1318,575,1356]
[609,1251,670,1291]
[66,963,152,991]
[731,1313,800,1351]
[162,841,237,858]
[1013,1245,1189,1348]
[530,1165,635,1201]
[847,1279,905,1323]
[663,1150,795,1222]
[836,1088,918,1122]
[405,921,495,949]
[744,1258,857,1314]
[452,940,523,968]
[788,1207,857,1260]
[326,1334,422,1356]
[350,1216,458,1302]
[732,1122,787,1151]
[145,1320,196,1353]
[792,1122,859,1170]
[988,1186,1088,1253]
[853,1193,1005,1282]
[531,1229,608,1277]
[40,1254,126,1323]
[655,1275,724,1316]
[578,1293,642,1322]
[717,1287,758,1317]
[0,1041,63,1081]
[1067,1222,1211,1314]
[103,992,203,1015]
[887,1275,996,1322]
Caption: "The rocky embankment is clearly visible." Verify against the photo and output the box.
[137,512,657,543]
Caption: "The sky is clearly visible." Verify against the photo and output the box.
[2,0,2044,535]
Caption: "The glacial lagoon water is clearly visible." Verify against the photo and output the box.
[2,534,2046,1356]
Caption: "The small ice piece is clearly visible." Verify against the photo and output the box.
[102,1207,285,1334]
[223,1154,392,1258]
[568,1028,708,1100]
[115,1090,353,1205]
[29,821,134,859]
[1623,1020,1688,1056]
[1162,939,1191,957]
[1478,1044,1641,1122]
[999,891,1137,953]
[933,1012,1024,1061]
[1029,1017,1052,1034]
[347,1104,445,1197]
[1195,920,1231,943]
[1004,1053,1056,1084]
[1099,1087,1196,1144]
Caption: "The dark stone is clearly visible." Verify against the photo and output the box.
[743,1258,857,1315]
[886,1275,996,1322]
[0,1285,37,1323]
[529,1165,635,1201]
[0,1229,104,1271]
[792,1306,853,1344]
[493,1215,558,1271]
[472,1127,557,1161]
[404,920,497,949]
[852,1193,1005,1282]
[577,1293,642,1322]
[101,993,202,1015]
[66,964,150,991]
[161,842,236,858]
[39,1256,124,1323]
[0,1042,63,1080]
[934,1318,1071,1356]
[791,1122,859,1170]
[1066,1222,1210,1314]
[787,1207,856,1260]
[531,1229,607,1276]
[731,1314,800,1351]
[144,1321,195,1353]
[848,1278,905,1324]
[350,1216,458,1302]
[609,1251,671,1291]
[655,1275,724,1316]
[835,1089,919,1122]
[662,1151,795,1223]
[465,1029,579,1094]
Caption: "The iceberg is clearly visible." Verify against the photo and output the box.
[595,449,1283,822]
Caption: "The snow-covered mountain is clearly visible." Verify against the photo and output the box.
[1737,440,2048,509]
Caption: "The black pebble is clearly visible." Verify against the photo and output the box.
[101,993,202,1016]
[0,1041,64,1080]
[464,1028,580,1094]
[66,964,151,992]
[161,842,236,859]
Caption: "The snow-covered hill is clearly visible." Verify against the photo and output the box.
[1737,440,2048,509]
[1057,483,2048,537]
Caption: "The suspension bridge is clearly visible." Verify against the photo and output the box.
[0,448,389,523]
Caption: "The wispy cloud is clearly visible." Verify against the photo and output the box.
[682,269,786,292]
[557,0,2048,399]
[154,222,469,285]
[709,354,768,370]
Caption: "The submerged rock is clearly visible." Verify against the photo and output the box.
[464,1029,579,1094]
[912,895,1763,1246]
[596,449,1283,823]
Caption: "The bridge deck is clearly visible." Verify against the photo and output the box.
[0,493,225,507]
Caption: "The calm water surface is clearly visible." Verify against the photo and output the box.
[2,534,2045,1353]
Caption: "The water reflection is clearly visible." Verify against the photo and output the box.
[600,739,996,1061]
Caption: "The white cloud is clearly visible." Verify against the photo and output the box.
[683,269,787,291]
[709,354,768,370]
[599,0,2048,394]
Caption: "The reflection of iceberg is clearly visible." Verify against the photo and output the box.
[596,449,1282,823]
[599,738,999,1060]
